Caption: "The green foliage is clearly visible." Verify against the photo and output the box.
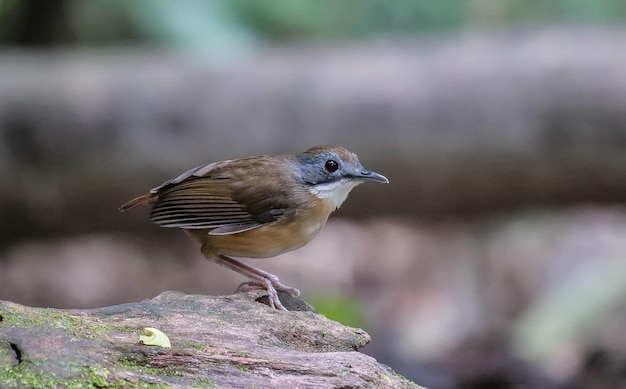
[232,0,463,40]
[310,294,366,328]
[1,0,626,50]
[74,0,257,56]
[513,259,626,364]
[504,0,626,24]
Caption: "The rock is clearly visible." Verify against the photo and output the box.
[0,291,423,388]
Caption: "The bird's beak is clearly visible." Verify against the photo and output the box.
[355,169,389,184]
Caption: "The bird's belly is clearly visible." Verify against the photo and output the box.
[206,217,327,258]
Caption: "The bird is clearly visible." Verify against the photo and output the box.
[120,145,388,310]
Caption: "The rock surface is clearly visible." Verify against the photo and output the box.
[0,291,422,388]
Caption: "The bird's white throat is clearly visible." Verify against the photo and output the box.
[309,179,362,210]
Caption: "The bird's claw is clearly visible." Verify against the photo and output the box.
[235,277,300,311]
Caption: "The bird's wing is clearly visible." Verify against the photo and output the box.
[148,158,290,234]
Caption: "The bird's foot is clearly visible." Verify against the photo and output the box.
[214,254,300,311]
[236,277,300,311]
[236,279,300,297]
[235,279,286,310]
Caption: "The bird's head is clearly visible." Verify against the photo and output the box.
[295,145,388,210]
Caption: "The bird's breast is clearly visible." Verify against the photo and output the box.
[198,195,332,258]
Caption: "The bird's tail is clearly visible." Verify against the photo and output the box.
[119,193,157,212]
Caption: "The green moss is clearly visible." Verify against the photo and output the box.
[0,306,39,329]
[115,354,215,388]
[46,312,109,339]
[370,368,421,389]
[0,305,108,340]
[236,351,252,358]
[0,342,14,361]
[175,342,206,350]
[0,363,171,389]
[86,366,110,388]
[351,329,370,348]
[191,377,217,388]
[112,325,142,334]
[116,355,183,378]
[223,347,254,359]
[0,364,59,389]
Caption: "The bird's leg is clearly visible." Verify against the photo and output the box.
[216,255,300,297]
[213,254,300,311]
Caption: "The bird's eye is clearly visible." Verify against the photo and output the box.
[325,160,339,172]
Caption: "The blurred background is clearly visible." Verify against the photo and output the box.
[1,0,626,387]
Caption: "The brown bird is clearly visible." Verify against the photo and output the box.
[120,145,388,310]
